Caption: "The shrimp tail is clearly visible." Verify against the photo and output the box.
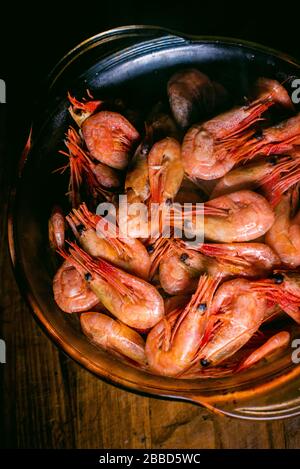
[236,331,290,372]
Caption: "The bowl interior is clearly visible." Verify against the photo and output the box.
[11,33,300,408]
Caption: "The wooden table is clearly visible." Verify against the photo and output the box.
[1,113,300,450]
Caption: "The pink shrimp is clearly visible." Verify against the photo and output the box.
[59,243,164,330]
[203,190,275,242]
[148,137,184,204]
[53,260,99,313]
[158,239,279,295]
[58,127,115,207]
[252,271,300,324]
[80,312,147,366]
[197,278,269,367]
[82,111,140,169]
[237,113,300,164]
[48,206,65,250]
[182,78,293,180]
[236,331,290,372]
[265,190,300,267]
[66,203,151,280]
[145,275,220,377]
[211,155,300,205]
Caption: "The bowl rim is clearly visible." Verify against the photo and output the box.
[8,25,300,420]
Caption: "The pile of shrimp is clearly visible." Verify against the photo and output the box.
[49,69,300,379]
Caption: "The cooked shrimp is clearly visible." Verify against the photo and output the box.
[204,190,275,242]
[66,203,150,279]
[145,275,220,376]
[58,127,114,207]
[49,206,65,250]
[238,113,300,163]
[252,271,300,323]
[80,312,147,366]
[168,68,229,128]
[236,331,290,372]
[59,243,164,330]
[182,78,293,180]
[265,190,300,267]
[159,244,205,295]
[212,153,300,206]
[53,260,99,313]
[125,108,180,202]
[198,278,268,366]
[148,137,184,204]
[261,160,300,208]
[198,243,280,272]
[82,111,140,169]
[125,140,151,203]
[158,240,279,295]
[67,127,120,190]
[124,137,184,240]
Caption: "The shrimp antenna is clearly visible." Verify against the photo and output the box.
[67,242,142,303]
[170,274,221,345]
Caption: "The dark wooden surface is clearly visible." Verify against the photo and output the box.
[0,113,300,450]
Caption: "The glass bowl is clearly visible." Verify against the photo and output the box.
[8,25,300,420]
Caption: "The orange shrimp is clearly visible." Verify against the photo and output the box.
[65,126,121,191]
[159,243,206,295]
[236,331,290,372]
[197,278,268,367]
[182,78,293,180]
[158,240,279,295]
[125,109,180,204]
[82,111,140,169]
[237,113,300,164]
[148,137,184,204]
[66,203,150,280]
[210,155,300,204]
[59,243,164,330]
[48,206,65,250]
[145,275,220,377]
[53,260,99,313]
[265,190,300,267]
[204,190,275,242]
[58,127,115,207]
[180,327,289,378]
[122,137,185,240]
[125,141,151,203]
[80,312,147,366]
[252,271,300,324]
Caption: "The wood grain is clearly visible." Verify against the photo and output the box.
[1,113,300,449]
